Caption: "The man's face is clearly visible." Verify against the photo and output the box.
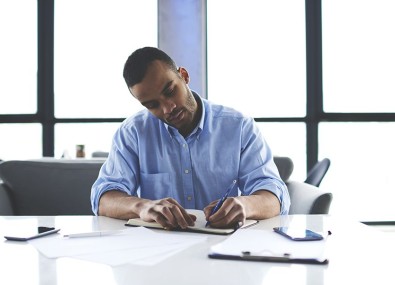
[130,60,198,135]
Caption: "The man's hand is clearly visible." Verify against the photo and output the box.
[203,197,246,228]
[203,190,281,228]
[138,197,196,230]
[98,191,196,229]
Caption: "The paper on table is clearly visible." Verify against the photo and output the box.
[210,228,327,262]
[73,242,198,266]
[28,227,206,266]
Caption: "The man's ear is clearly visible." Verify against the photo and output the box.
[178,67,190,84]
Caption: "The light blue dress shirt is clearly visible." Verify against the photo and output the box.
[91,93,290,215]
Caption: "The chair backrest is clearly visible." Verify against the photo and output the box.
[287,180,333,214]
[304,158,331,187]
[273,156,294,182]
[0,159,105,215]
[0,180,14,215]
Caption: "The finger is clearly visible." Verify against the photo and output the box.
[209,199,246,228]
[157,198,195,229]
[208,198,233,220]
[203,200,219,219]
[168,206,190,229]
[154,212,174,229]
[164,198,195,226]
[138,199,180,229]
[144,198,195,229]
[142,200,179,229]
[210,212,244,228]
[160,205,180,228]
[189,214,197,222]
[203,206,212,219]
[183,211,196,226]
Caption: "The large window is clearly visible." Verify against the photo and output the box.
[257,123,306,181]
[321,0,395,221]
[207,0,306,119]
[0,0,157,160]
[55,123,120,158]
[0,124,42,160]
[54,0,155,119]
[322,0,395,113]
[319,122,395,221]
[207,0,306,178]
[0,0,37,115]
[208,0,395,222]
[53,0,156,157]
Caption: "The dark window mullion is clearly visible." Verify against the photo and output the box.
[305,0,323,172]
[37,0,55,157]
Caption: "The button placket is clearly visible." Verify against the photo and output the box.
[179,139,194,208]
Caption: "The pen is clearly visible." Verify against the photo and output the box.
[63,230,124,238]
[205,179,237,227]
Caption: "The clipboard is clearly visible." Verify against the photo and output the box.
[208,228,329,264]
[209,251,328,264]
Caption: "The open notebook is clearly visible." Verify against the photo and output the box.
[125,210,258,235]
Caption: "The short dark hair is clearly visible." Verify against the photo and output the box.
[123,47,178,88]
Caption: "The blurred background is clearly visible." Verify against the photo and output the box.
[1,0,394,223]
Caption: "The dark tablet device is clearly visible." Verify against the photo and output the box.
[4,226,60,241]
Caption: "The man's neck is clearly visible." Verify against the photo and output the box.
[179,95,202,138]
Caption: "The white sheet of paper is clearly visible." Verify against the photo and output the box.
[73,241,199,266]
[28,227,206,266]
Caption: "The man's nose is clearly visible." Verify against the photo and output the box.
[162,98,176,114]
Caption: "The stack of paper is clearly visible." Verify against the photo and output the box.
[28,227,206,266]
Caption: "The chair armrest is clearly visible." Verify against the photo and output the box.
[0,182,15,215]
[286,180,333,214]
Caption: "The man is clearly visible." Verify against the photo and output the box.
[91,47,290,229]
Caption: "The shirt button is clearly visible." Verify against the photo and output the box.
[183,143,186,148]
[184,169,189,174]
[187,196,192,201]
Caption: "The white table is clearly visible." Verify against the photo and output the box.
[1,214,394,285]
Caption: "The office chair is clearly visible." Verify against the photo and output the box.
[287,180,333,214]
[273,156,294,182]
[273,156,332,214]
[304,158,331,187]
[0,159,104,215]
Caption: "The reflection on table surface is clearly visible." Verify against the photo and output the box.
[1,214,394,285]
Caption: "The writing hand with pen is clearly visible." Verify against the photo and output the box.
[203,180,247,229]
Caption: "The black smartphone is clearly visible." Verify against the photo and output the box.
[4,226,60,241]
[273,226,323,241]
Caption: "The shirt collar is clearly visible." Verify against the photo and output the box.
[194,92,205,131]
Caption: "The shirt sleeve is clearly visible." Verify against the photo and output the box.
[238,117,291,215]
[90,124,140,215]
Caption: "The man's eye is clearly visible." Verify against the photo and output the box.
[164,88,175,97]
[144,102,159,109]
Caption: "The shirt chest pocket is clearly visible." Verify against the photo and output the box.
[139,172,173,200]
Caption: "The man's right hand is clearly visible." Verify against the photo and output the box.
[138,197,196,229]
[98,191,196,229]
